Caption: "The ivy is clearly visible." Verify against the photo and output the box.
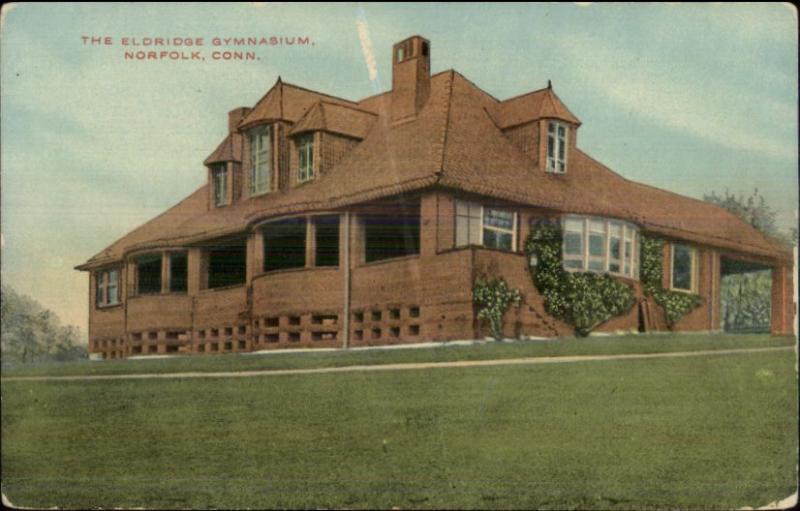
[473,277,522,341]
[525,220,636,337]
[639,236,703,327]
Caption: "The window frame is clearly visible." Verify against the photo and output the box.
[455,200,518,252]
[670,243,698,293]
[212,163,228,207]
[297,133,315,183]
[95,268,121,308]
[561,215,639,280]
[249,124,272,196]
[546,121,569,174]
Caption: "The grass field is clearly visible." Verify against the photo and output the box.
[2,334,798,509]
[1,332,794,378]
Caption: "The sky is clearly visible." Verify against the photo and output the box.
[1,3,797,339]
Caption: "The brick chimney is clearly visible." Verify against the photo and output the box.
[391,35,431,123]
[228,107,251,133]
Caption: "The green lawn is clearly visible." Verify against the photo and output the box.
[2,336,797,509]
[1,333,794,378]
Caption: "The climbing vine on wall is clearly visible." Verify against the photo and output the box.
[639,236,703,327]
[525,220,636,337]
[473,277,522,341]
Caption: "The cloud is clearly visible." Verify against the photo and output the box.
[557,34,797,161]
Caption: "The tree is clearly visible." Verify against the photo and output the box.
[0,285,88,364]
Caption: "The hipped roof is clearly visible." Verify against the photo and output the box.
[78,70,791,270]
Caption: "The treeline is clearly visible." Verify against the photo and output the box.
[1,285,87,364]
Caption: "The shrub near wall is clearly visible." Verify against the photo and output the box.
[640,236,703,327]
[525,220,636,337]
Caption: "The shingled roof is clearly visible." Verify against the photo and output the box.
[203,132,242,165]
[77,69,791,270]
[288,101,377,139]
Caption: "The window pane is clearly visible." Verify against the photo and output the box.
[170,252,188,293]
[364,214,420,263]
[558,125,566,137]
[483,229,513,251]
[672,245,693,290]
[547,135,555,159]
[589,233,605,257]
[263,218,307,272]
[469,217,481,245]
[136,255,162,294]
[208,240,247,288]
[588,259,604,271]
[483,208,513,230]
[95,272,105,305]
[589,220,605,232]
[564,258,583,269]
[456,216,469,246]
[564,232,583,255]
[314,216,339,267]
[609,262,621,273]
[564,218,583,232]
[610,237,621,260]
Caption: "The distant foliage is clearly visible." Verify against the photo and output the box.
[1,285,87,364]
[640,237,702,327]
[703,188,786,242]
[721,270,771,332]
[525,221,635,337]
[473,277,522,341]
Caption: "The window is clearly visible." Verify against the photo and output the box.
[671,244,697,292]
[136,254,162,294]
[169,252,188,293]
[314,216,339,267]
[263,218,307,272]
[212,164,228,207]
[207,239,247,289]
[561,216,639,279]
[96,268,120,307]
[249,125,271,195]
[297,134,314,183]
[455,200,517,251]
[547,121,568,173]
[363,214,420,263]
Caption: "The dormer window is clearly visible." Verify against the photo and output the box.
[212,164,228,207]
[249,125,271,196]
[297,133,314,183]
[547,121,568,173]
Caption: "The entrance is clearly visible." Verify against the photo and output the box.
[719,257,772,334]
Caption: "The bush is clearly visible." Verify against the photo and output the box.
[525,220,636,337]
[473,277,522,341]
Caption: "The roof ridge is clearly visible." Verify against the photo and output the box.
[317,100,378,116]
[546,88,582,126]
[318,101,328,128]
[280,80,360,105]
[500,85,551,103]
[451,70,500,102]
[355,69,455,104]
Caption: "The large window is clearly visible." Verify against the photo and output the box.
[455,200,517,251]
[363,214,420,263]
[547,121,568,174]
[169,252,188,293]
[561,216,639,279]
[207,240,247,289]
[263,218,307,272]
[314,215,339,267]
[249,125,271,195]
[212,164,228,207]
[671,244,697,292]
[96,268,120,307]
[136,254,162,294]
[297,134,314,183]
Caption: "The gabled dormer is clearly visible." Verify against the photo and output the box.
[287,100,377,187]
[488,83,581,174]
[203,107,249,209]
